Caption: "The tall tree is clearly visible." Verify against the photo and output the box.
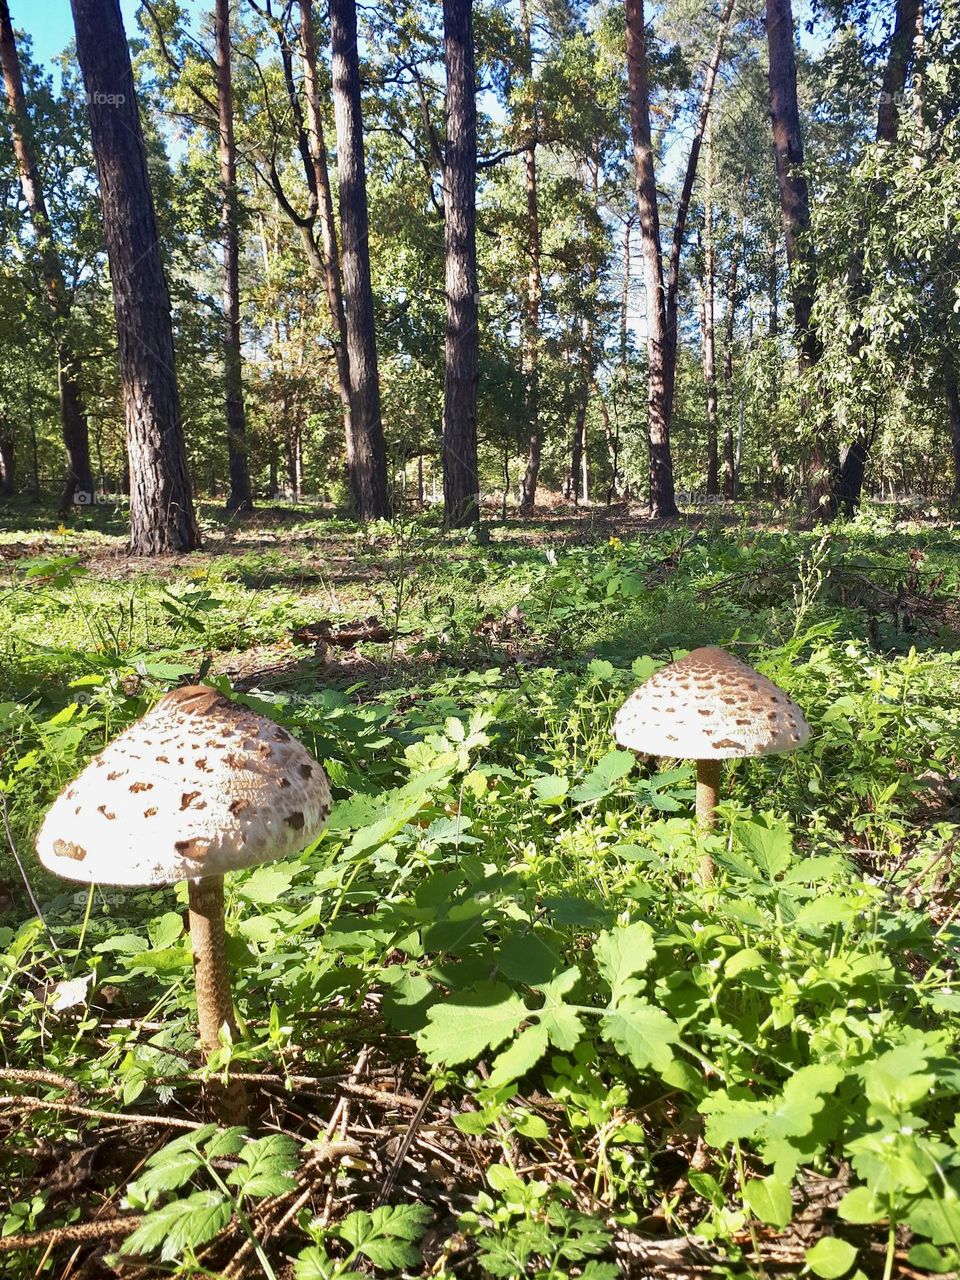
[700,117,719,496]
[517,0,541,515]
[70,0,200,554]
[765,0,835,516]
[0,0,93,510]
[215,0,253,511]
[441,0,480,527]
[329,0,389,519]
[625,0,734,517]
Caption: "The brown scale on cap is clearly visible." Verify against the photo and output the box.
[614,646,811,761]
[36,685,334,887]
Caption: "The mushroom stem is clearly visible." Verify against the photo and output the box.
[695,758,720,883]
[188,875,247,1123]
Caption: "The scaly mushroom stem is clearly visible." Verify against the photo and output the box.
[695,758,720,883]
[188,875,247,1123]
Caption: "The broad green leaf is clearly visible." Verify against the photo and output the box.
[147,912,183,950]
[594,922,656,1004]
[418,982,529,1065]
[735,821,792,879]
[227,1134,298,1198]
[487,1023,550,1087]
[122,1190,231,1261]
[744,1175,793,1228]
[236,864,296,904]
[805,1237,857,1279]
[837,1187,885,1225]
[570,750,635,803]
[532,774,569,804]
[601,998,678,1074]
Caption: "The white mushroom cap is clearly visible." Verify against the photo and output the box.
[37,686,332,886]
[614,647,810,760]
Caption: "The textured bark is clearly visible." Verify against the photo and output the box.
[518,0,541,515]
[722,230,739,499]
[701,120,718,497]
[947,364,960,506]
[878,0,920,144]
[330,0,389,519]
[215,0,252,511]
[625,0,677,517]
[441,0,480,527]
[71,0,200,554]
[766,0,835,518]
[695,758,719,882]
[298,0,354,478]
[0,0,93,510]
[0,424,14,496]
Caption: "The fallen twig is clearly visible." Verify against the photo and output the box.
[0,1215,144,1253]
[0,1095,200,1130]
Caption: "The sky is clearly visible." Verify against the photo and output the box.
[10,0,143,74]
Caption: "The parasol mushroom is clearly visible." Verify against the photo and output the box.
[36,686,332,1118]
[613,647,810,881]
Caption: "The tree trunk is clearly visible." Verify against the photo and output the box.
[721,226,739,499]
[625,0,677,517]
[298,0,355,483]
[701,118,718,497]
[518,0,541,516]
[70,0,200,554]
[946,364,960,506]
[766,0,834,518]
[0,423,14,496]
[329,0,389,520]
[441,0,480,528]
[215,0,252,512]
[0,0,93,511]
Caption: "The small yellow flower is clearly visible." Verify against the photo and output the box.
[608,536,622,550]
[57,524,68,537]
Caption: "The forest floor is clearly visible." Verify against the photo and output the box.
[2,497,960,1280]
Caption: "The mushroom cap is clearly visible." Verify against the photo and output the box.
[36,686,332,886]
[613,646,810,760]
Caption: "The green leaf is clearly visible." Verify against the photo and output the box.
[837,1187,885,1225]
[147,912,184,950]
[744,1175,793,1228]
[122,1190,231,1261]
[594,922,655,1004]
[226,1134,298,1199]
[418,982,529,1065]
[532,774,569,804]
[487,1023,550,1087]
[735,821,793,879]
[601,998,678,1074]
[570,750,635,803]
[805,1237,858,1279]
[236,864,296,904]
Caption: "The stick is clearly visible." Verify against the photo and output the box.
[0,1216,144,1253]
[0,1095,200,1130]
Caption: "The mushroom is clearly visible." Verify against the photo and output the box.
[36,685,332,1118]
[613,647,810,881]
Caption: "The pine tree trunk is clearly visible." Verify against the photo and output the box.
[702,119,718,497]
[0,422,14,496]
[766,0,835,519]
[721,228,739,500]
[215,0,252,512]
[298,0,355,484]
[329,0,389,520]
[70,0,200,554]
[0,0,93,511]
[625,0,677,518]
[441,0,480,528]
[518,0,541,516]
[946,364,960,506]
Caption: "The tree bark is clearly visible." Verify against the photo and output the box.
[701,118,718,497]
[329,0,389,519]
[298,0,355,483]
[441,0,480,528]
[722,226,739,499]
[518,0,541,516]
[625,0,677,517]
[70,0,200,554]
[0,0,93,511]
[0,421,14,496]
[215,0,252,512]
[766,0,835,518]
[946,363,960,506]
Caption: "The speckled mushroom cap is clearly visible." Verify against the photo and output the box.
[36,686,332,886]
[613,647,810,760]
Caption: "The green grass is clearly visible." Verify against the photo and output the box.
[1,503,960,1278]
